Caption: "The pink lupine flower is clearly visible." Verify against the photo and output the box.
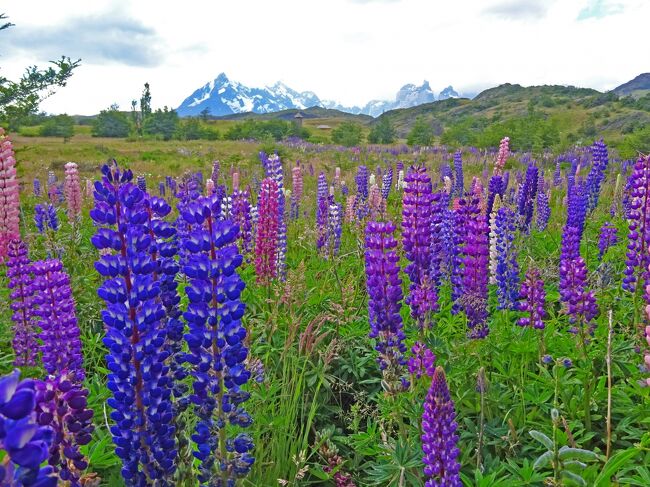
[495,136,510,175]
[0,128,21,260]
[368,184,385,218]
[255,178,279,284]
[205,178,215,195]
[345,195,356,222]
[335,167,341,186]
[232,171,240,191]
[64,162,82,221]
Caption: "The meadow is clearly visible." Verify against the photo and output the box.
[0,128,649,487]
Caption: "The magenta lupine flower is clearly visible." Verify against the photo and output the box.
[0,129,21,261]
[364,221,408,392]
[421,366,461,487]
[517,268,547,329]
[7,239,39,366]
[402,166,438,324]
[64,162,82,222]
[408,342,436,379]
[255,178,279,284]
[623,155,650,292]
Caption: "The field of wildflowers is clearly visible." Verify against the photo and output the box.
[0,128,649,486]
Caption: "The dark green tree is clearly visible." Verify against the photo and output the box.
[140,82,152,121]
[39,114,74,141]
[331,121,363,147]
[143,107,179,141]
[92,104,131,137]
[0,13,80,129]
[200,107,211,122]
[406,116,434,146]
[367,117,396,144]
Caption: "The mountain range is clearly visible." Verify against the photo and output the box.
[176,73,463,118]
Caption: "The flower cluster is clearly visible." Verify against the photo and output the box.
[317,173,329,253]
[232,189,253,255]
[64,162,82,222]
[494,206,520,310]
[0,128,21,261]
[290,165,303,219]
[623,155,650,292]
[255,178,280,284]
[407,342,436,379]
[7,240,39,367]
[381,166,393,200]
[327,196,342,257]
[260,152,287,279]
[586,139,610,212]
[494,136,509,175]
[517,268,546,329]
[598,221,618,260]
[453,149,464,197]
[421,366,461,487]
[517,164,539,232]
[34,178,42,197]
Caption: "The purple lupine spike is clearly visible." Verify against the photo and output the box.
[260,152,287,280]
[381,166,393,200]
[517,268,547,329]
[232,189,253,255]
[486,174,504,218]
[407,342,436,379]
[586,138,609,213]
[327,195,342,257]
[317,173,329,254]
[494,206,520,310]
[450,201,469,314]
[553,158,562,186]
[517,164,538,232]
[0,369,58,487]
[402,166,438,324]
[453,150,464,197]
[33,178,42,197]
[159,181,166,197]
[137,174,146,192]
[32,259,84,382]
[598,221,618,260]
[211,160,220,183]
[536,182,551,232]
[461,198,490,338]
[421,366,461,487]
[7,240,39,367]
[364,221,408,393]
[623,155,650,292]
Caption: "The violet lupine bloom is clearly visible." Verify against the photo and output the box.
[407,342,436,379]
[517,164,539,232]
[364,221,408,392]
[33,178,42,197]
[260,152,286,279]
[494,206,520,310]
[402,166,438,324]
[317,172,329,253]
[0,370,57,487]
[290,165,303,220]
[553,158,562,186]
[623,155,650,292]
[64,162,82,222]
[0,129,20,261]
[355,165,369,220]
[32,259,84,381]
[181,197,254,484]
[211,160,220,184]
[586,139,610,213]
[255,178,279,284]
[90,163,177,484]
[452,150,464,197]
[7,240,39,367]
[450,201,469,314]
[486,174,505,218]
[136,174,147,192]
[381,166,393,200]
[461,198,490,338]
[598,222,618,260]
[536,184,551,232]
[421,366,461,487]
[232,190,253,255]
[517,268,546,329]
[327,196,342,257]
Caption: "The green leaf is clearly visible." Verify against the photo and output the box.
[561,470,587,486]
[558,446,598,462]
[529,430,554,450]
[594,447,641,486]
[309,465,330,480]
[533,451,553,470]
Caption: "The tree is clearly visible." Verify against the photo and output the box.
[407,116,434,146]
[39,114,74,141]
[140,83,152,121]
[200,107,211,122]
[143,107,179,141]
[368,117,396,144]
[92,105,131,137]
[331,121,363,147]
[0,13,80,129]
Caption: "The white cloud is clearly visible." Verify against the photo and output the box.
[1,0,648,115]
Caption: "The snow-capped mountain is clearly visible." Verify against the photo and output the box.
[176,73,464,117]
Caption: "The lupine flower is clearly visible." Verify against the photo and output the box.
[232,171,240,191]
[260,152,286,279]
[553,158,562,186]
[402,166,438,323]
[486,174,505,218]
[364,221,408,393]
[181,197,254,483]
[64,162,82,222]
[355,166,369,220]
[453,149,464,197]
[7,240,39,367]
[421,366,461,487]
[517,268,546,329]
[211,160,220,183]
[34,204,46,234]
[341,180,349,196]
[290,165,303,220]
[598,222,618,260]
[408,342,436,379]
[35,373,94,485]
[488,195,502,285]
[396,170,404,191]
[494,206,520,310]
[344,195,355,223]
[255,178,279,284]
[450,202,469,314]
[517,164,539,232]
[327,197,342,257]
[641,320,650,387]
[0,369,57,487]
[334,167,341,187]
[32,259,84,381]
[205,178,215,196]
[623,155,650,292]
[494,137,509,176]
[368,184,385,219]
[586,139,610,212]
[381,166,393,199]
[232,190,253,255]
[471,177,486,215]
[536,178,551,231]
[46,204,59,232]
[136,174,147,192]
[90,162,177,483]
[0,129,21,261]
[369,173,376,187]
[33,178,42,197]
[317,173,329,253]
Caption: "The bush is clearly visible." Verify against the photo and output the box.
[331,121,363,147]
[92,106,131,137]
[368,117,396,144]
[143,107,179,141]
[39,114,74,140]
[406,116,434,146]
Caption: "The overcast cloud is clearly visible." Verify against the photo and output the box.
[1,0,647,115]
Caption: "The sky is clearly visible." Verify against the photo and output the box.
[1,0,648,115]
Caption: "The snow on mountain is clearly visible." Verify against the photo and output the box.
[176,73,465,117]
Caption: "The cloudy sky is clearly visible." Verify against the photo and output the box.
[1,0,648,115]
